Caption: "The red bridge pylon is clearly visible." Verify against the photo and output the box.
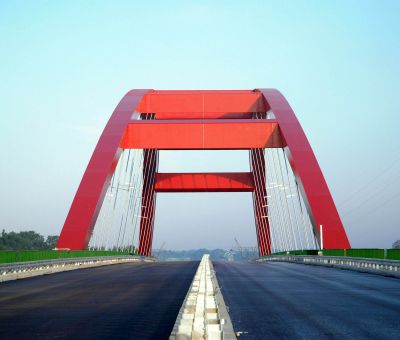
[57,89,351,256]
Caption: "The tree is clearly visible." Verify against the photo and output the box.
[393,240,400,249]
[0,230,56,250]
[46,235,59,249]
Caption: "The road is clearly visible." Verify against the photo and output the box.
[214,261,400,339]
[0,261,198,339]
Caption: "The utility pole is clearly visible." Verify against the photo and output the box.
[320,225,323,250]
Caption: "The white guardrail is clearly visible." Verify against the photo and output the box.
[257,255,400,278]
[0,256,153,282]
[170,255,236,340]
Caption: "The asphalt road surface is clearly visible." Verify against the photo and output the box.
[0,261,198,339]
[214,261,400,339]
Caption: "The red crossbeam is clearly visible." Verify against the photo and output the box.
[154,172,255,192]
[136,90,266,119]
[120,119,285,149]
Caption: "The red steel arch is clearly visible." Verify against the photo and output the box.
[56,89,350,255]
[258,89,350,249]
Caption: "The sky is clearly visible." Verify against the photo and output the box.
[0,0,399,250]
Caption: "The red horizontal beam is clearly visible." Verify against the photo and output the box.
[120,119,285,149]
[154,172,255,192]
[154,112,254,119]
[136,91,266,118]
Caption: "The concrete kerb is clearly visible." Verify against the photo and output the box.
[209,259,236,340]
[170,255,236,340]
[0,256,155,283]
[257,255,400,279]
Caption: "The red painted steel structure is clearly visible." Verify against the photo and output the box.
[120,119,284,149]
[57,89,351,256]
[258,89,350,250]
[250,148,272,255]
[154,173,255,192]
[138,149,159,256]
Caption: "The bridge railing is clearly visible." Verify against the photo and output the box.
[0,250,138,264]
[258,254,400,278]
[263,248,400,260]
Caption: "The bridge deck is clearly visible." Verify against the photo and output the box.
[0,261,198,339]
[214,261,400,339]
[1,260,400,339]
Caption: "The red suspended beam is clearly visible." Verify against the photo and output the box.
[137,90,266,119]
[154,172,255,192]
[120,119,285,149]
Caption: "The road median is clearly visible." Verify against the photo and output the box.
[170,255,236,340]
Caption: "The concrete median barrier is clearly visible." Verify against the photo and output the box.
[170,255,236,340]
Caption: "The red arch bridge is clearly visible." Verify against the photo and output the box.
[56,89,351,256]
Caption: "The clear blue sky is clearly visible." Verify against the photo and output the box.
[0,0,399,249]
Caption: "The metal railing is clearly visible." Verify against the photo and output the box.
[263,248,400,260]
[258,255,400,278]
[0,250,136,264]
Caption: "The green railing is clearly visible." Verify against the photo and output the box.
[387,249,400,260]
[0,250,137,264]
[264,248,400,260]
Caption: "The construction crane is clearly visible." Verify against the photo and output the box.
[234,237,244,259]
[231,237,258,261]
[155,241,166,258]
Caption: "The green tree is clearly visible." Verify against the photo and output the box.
[0,230,50,250]
[393,240,400,249]
[46,235,59,249]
